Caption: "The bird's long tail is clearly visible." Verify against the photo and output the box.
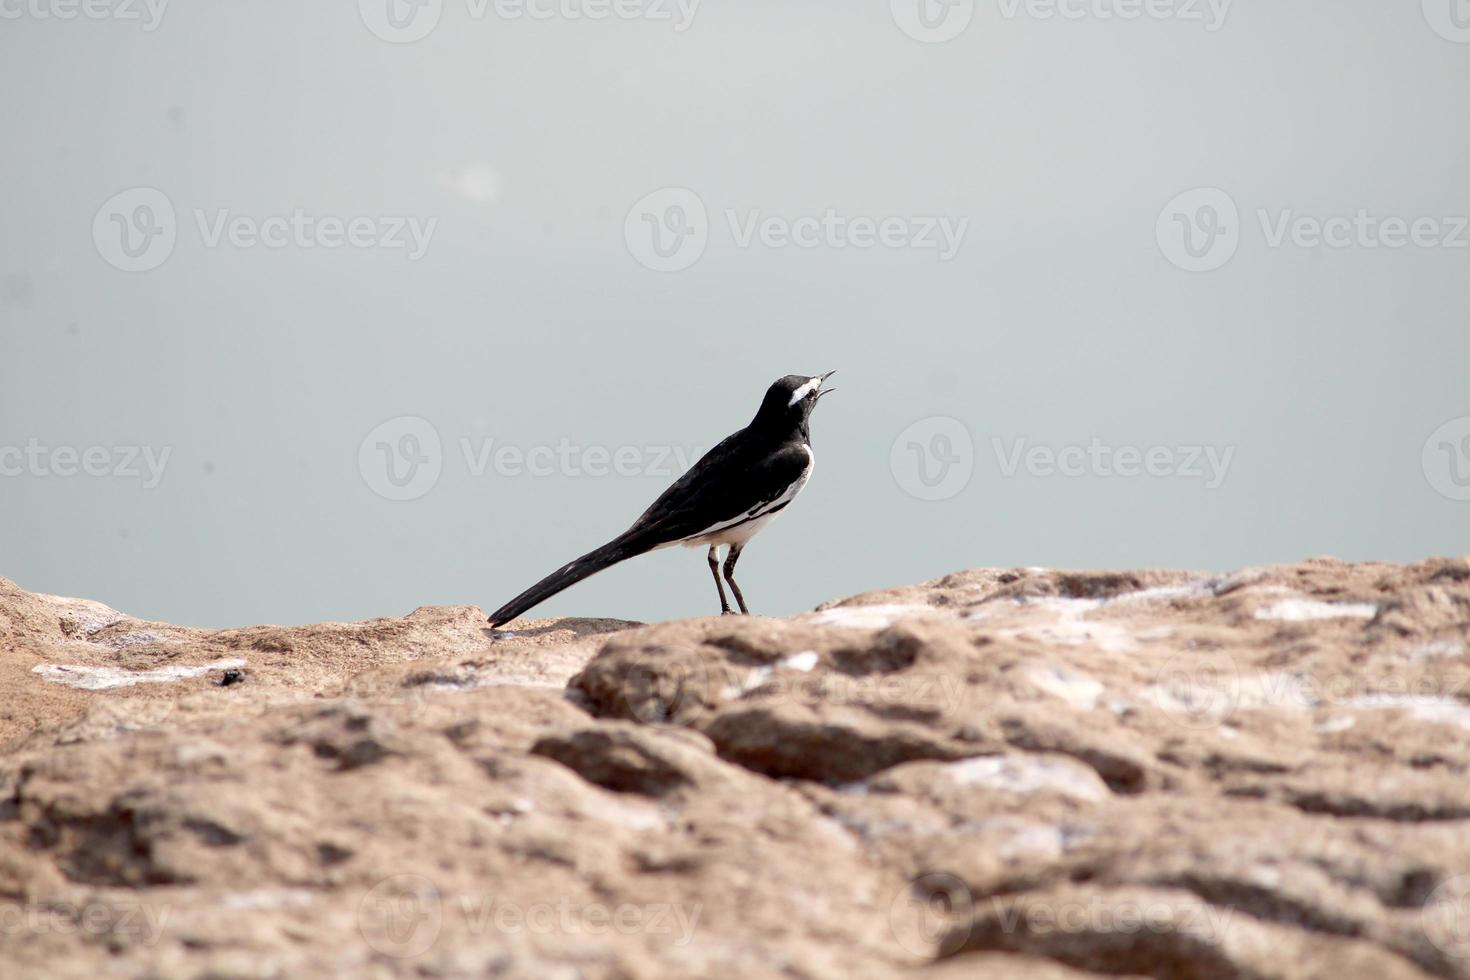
[486,531,656,628]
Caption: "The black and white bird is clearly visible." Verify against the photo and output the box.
[486,372,835,628]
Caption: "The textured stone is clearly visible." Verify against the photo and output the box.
[2,558,1469,978]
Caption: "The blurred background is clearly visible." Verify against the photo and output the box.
[1,0,1465,628]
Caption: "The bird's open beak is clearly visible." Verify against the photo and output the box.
[817,370,837,399]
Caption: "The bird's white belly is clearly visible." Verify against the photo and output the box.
[695,509,780,547]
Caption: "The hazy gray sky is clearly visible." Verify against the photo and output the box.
[1,0,1466,628]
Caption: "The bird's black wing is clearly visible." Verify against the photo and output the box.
[623,435,810,545]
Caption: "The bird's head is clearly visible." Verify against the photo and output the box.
[753,372,836,431]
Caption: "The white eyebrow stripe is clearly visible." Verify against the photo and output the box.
[787,377,822,407]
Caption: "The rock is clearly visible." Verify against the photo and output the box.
[530,723,720,797]
[2,558,1470,978]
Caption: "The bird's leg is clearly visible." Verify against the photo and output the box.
[723,544,749,615]
[708,546,733,615]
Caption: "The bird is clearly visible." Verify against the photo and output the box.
[486,372,836,628]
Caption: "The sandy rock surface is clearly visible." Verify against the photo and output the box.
[3,558,1470,978]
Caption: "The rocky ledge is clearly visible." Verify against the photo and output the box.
[3,558,1470,979]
